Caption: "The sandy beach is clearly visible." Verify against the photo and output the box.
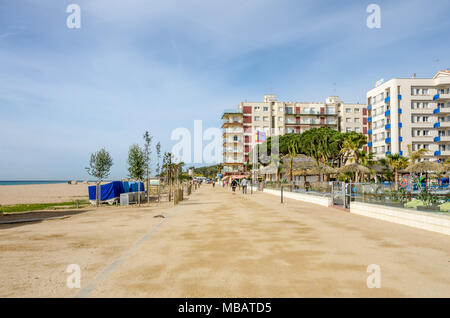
[0,183,90,205]
[0,185,448,297]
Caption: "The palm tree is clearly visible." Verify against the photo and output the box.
[340,132,367,165]
[356,150,375,182]
[386,153,409,190]
[340,132,367,182]
[407,144,428,163]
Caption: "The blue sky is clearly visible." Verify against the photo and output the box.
[0,0,449,180]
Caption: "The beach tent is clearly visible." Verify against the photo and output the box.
[88,181,125,204]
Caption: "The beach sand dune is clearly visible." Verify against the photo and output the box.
[0,183,89,205]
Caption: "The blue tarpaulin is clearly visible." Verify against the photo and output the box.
[88,181,125,201]
[122,181,145,193]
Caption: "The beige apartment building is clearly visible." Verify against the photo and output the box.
[366,70,450,162]
[222,94,368,175]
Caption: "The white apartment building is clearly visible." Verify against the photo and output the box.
[366,70,450,161]
[222,94,367,175]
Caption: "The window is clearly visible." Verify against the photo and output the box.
[233,135,238,142]
[423,116,429,122]
[254,106,260,111]
[423,130,429,136]
[346,128,352,132]
[422,88,428,95]
[263,107,269,111]
[263,116,269,122]
[345,108,351,113]
[279,107,283,112]
[354,108,360,112]
[254,116,260,121]
[346,118,351,123]
[355,127,361,133]
[278,117,283,122]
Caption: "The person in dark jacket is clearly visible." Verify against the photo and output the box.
[231,179,237,193]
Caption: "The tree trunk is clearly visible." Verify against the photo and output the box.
[289,157,293,182]
[394,170,399,190]
[96,180,100,207]
[138,180,141,206]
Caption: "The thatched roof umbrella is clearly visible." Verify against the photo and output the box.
[338,163,371,182]
[406,161,449,190]
[306,165,337,175]
[281,154,316,181]
[299,164,337,183]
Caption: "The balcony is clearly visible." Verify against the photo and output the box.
[386,151,391,155]
[385,138,391,143]
[300,119,320,125]
[367,105,372,111]
[398,94,402,100]
[436,150,450,156]
[398,108,402,114]
[368,142,373,147]
[368,117,372,123]
[398,123,403,128]
[399,136,403,142]
[435,122,450,128]
[300,110,320,115]
[368,129,372,135]
[385,124,391,130]
[385,110,391,116]
[435,136,450,142]
[385,96,391,103]
[433,94,440,100]
[437,107,450,113]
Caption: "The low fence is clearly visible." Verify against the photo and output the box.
[350,201,450,235]
[253,182,333,207]
[350,183,450,214]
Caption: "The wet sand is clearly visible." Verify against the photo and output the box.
[0,185,449,297]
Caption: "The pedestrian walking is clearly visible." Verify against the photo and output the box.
[241,177,248,194]
[231,179,237,194]
[212,180,215,188]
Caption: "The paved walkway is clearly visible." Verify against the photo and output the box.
[88,185,450,297]
[1,185,449,297]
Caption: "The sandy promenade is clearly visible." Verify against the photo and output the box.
[0,185,449,297]
[0,183,90,205]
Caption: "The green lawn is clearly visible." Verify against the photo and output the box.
[0,200,90,214]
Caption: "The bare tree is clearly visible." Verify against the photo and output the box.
[143,131,153,203]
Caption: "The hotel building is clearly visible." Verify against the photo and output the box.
[366,70,450,161]
[222,95,367,175]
